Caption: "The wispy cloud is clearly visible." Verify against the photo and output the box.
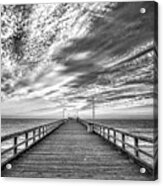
[1,2,156,118]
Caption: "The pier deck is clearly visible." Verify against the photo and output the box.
[1,119,154,180]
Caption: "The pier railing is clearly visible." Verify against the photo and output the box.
[1,119,66,168]
[78,118,158,175]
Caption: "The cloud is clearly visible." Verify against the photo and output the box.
[1,2,157,118]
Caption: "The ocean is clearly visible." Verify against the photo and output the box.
[1,118,155,137]
[1,118,56,136]
[89,119,156,139]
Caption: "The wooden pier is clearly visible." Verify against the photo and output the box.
[1,119,157,180]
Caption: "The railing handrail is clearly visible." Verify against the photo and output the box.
[1,119,66,168]
[1,120,63,142]
[78,118,158,175]
[81,119,156,143]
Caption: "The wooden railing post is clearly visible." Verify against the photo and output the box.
[108,129,110,141]
[41,127,43,136]
[43,127,45,136]
[113,130,116,144]
[42,127,44,136]
[103,127,104,138]
[101,127,103,136]
[122,133,125,150]
[33,130,36,142]
[46,126,49,134]
[39,127,41,139]
[107,128,109,139]
[13,137,17,155]
[134,137,139,157]
[102,127,104,137]
[25,132,28,148]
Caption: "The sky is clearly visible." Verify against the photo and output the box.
[1,2,157,119]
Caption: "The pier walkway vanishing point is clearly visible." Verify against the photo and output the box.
[1,119,158,180]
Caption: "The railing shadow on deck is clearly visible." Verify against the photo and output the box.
[78,118,158,178]
[1,119,67,170]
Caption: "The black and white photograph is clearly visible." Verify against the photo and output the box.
[1,1,158,180]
